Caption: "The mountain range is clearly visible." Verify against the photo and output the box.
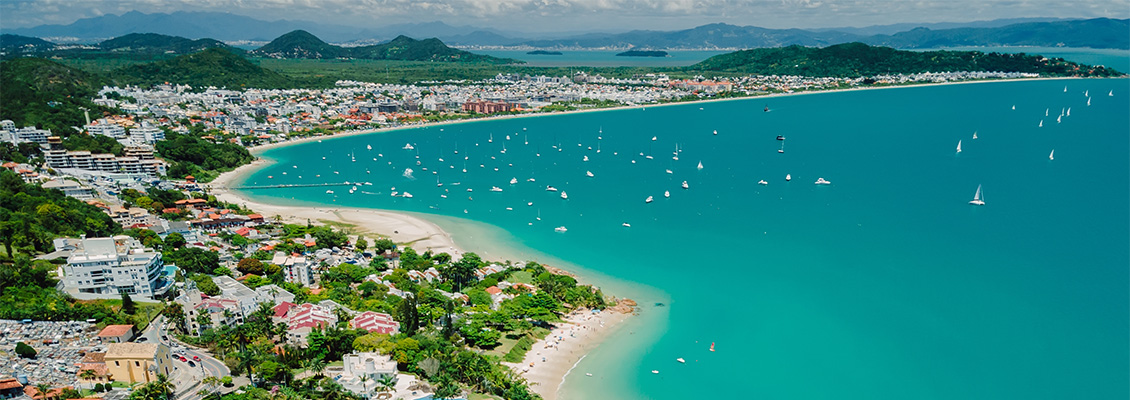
[5,11,1128,50]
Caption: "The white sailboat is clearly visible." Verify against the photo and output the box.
[1084,90,1089,97]
[785,174,791,181]
[1038,120,1043,128]
[681,181,689,189]
[488,133,493,143]
[969,185,985,206]
[586,171,594,177]
[697,161,704,170]
[1045,108,1049,116]
[956,140,962,153]
[1087,97,1091,106]
[1011,105,1015,110]
[972,132,978,139]
[664,190,670,198]
[1049,149,1054,160]
[713,130,718,135]
[1109,90,1114,96]
[1066,107,1071,117]
[561,191,568,199]
[510,177,518,184]
[367,144,372,150]
[645,196,654,203]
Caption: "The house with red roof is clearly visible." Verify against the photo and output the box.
[349,311,400,334]
[97,324,135,343]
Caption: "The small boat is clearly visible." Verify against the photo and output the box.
[554,226,567,233]
[676,358,685,364]
[969,184,985,206]
[681,181,689,189]
[1011,105,1015,110]
[776,135,785,140]
[666,169,673,174]
[1109,90,1114,96]
[645,196,654,203]
[972,132,978,140]
[710,342,715,352]
[814,177,831,185]
[490,186,503,192]
[322,157,326,160]
[1038,120,1043,128]
[785,174,792,181]
[403,143,414,150]
[546,186,558,192]
[1049,149,1054,160]
[652,370,660,374]
[510,177,518,184]
[622,223,631,227]
[664,190,670,198]
[586,171,594,177]
[506,135,511,140]
[586,373,593,377]
[697,161,703,170]
[561,191,568,199]
[764,105,770,112]
[488,134,493,143]
[1087,97,1091,106]
[366,144,372,150]
[646,155,654,160]
[1057,115,1062,123]
[506,207,513,211]
[1045,108,1049,116]
[1064,86,1068,92]
[758,180,768,185]
[528,178,536,182]
[401,192,413,198]
[713,130,718,135]
[583,155,589,162]
[326,190,334,194]
[267,175,273,179]
[1066,107,1071,117]
[652,136,657,141]
[956,140,962,153]
[1085,90,1089,97]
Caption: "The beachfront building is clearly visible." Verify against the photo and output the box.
[104,343,173,384]
[337,352,397,399]
[58,236,173,300]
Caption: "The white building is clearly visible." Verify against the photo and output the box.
[41,179,94,200]
[273,251,313,286]
[128,123,165,144]
[338,352,397,398]
[59,236,172,300]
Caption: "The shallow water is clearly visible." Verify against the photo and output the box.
[240,78,1130,399]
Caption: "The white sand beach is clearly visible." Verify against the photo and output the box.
[504,304,635,400]
[209,160,462,256]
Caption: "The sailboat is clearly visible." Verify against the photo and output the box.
[972,132,978,139]
[1038,120,1043,128]
[561,191,568,199]
[710,342,716,352]
[778,140,785,153]
[1087,97,1091,106]
[1045,108,1049,116]
[1084,90,1089,97]
[645,196,654,203]
[366,144,372,150]
[713,130,718,135]
[681,181,689,189]
[969,185,985,206]
[1066,107,1071,117]
[956,140,962,153]
[1049,149,1054,160]
[697,161,704,170]
[1109,90,1114,96]
[1011,105,1015,110]
[488,133,493,143]
[785,174,791,181]
[1064,86,1068,93]
[586,171,594,177]
[664,190,670,198]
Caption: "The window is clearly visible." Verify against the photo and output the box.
[135,361,140,367]
[115,361,120,366]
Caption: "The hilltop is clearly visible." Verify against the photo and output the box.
[109,47,296,88]
[692,42,1124,77]
[252,30,518,63]
[99,33,233,54]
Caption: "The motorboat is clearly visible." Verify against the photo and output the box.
[546,186,558,192]
[554,226,568,233]
[560,191,568,199]
[815,178,831,185]
[758,180,768,185]
[681,181,689,189]
[645,196,654,203]
[490,186,503,192]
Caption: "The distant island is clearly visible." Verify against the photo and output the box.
[616,50,668,57]
[526,50,563,55]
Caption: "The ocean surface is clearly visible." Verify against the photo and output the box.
[237,78,1130,399]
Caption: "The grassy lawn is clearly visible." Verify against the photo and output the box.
[86,299,166,331]
[507,271,533,285]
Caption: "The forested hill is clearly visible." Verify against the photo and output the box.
[0,34,56,53]
[99,33,233,54]
[0,57,110,133]
[691,43,1124,77]
[252,30,519,63]
[108,47,296,88]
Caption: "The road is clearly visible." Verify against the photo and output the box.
[139,315,232,399]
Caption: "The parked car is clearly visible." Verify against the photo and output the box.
[193,355,200,362]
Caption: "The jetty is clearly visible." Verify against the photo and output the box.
[229,182,354,190]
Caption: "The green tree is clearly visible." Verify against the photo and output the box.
[396,295,419,336]
[15,341,36,358]
[120,292,136,315]
[164,232,186,249]
[355,236,368,252]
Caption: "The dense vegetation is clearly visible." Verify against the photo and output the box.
[156,131,254,181]
[252,30,519,64]
[99,33,233,54]
[692,42,1123,77]
[0,34,55,53]
[109,47,295,89]
[0,169,120,255]
[0,57,111,134]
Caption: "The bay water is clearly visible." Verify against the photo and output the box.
[239,78,1129,399]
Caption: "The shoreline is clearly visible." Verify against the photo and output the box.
[241,76,1081,155]
[208,75,1079,400]
[503,306,635,400]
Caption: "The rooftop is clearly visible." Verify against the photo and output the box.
[97,324,134,337]
[105,342,159,359]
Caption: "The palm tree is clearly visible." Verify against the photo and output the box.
[34,383,52,400]
[79,368,98,381]
[150,373,175,400]
[201,376,221,397]
[309,356,328,379]
[376,376,395,393]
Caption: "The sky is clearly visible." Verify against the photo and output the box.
[2,0,1128,33]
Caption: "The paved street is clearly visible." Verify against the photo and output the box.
[139,315,234,399]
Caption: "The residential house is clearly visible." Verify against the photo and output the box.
[349,311,399,334]
[97,324,135,343]
[337,352,397,398]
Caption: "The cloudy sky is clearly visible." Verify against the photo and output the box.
[2,0,1127,32]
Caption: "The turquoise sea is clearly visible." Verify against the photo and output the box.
[473,49,730,67]
[238,78,1130,399]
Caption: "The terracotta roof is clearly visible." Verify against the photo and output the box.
[82,352,106,363]
[0,378,22,390]
[485,286,502,295]
[98,324,134,337]
[78,363,110,376]
[105,342,158,359]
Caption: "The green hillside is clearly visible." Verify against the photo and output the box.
[692,42,1123,77]
[99,33,232,54]
[252,29,346,59]
[0,57,108,133]
[252,30,519,64]
[0,34,55,53]
[109,47,295,88]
